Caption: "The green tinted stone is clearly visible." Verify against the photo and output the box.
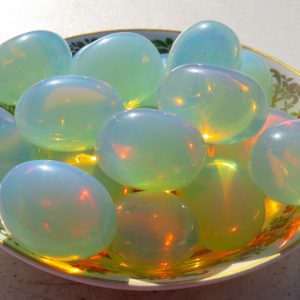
[15,76,123,152]
[180,159,265,251]
[96,108,206,191]
[71,32,164,109]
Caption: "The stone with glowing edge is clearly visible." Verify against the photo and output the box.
[207,109,293,167]
[0,160,116,260]
[109,191,199,269]
[249,119,300,206]
[71,32,164,109]
[15,75,123,152]
[240,50,273,106]
[165,20,242,74]
[159,64,268,144]
[0,30,72,105]
[180,158,265,251]
[96,108,206,191]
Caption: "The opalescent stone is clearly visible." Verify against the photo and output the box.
[71,32,164,109]
[0,30,72,105]
[15,76,123,152]
[180,159,265,251]
[0,160,116,260]
[165,20,241,74]
[158,64,268,144]
[96,108,206,191]
[32,146,128,201]
[241,50,273,106]
[109,191,199,269]
[0,108,33,180]
[249,119,300,206]
[208,109,293,167]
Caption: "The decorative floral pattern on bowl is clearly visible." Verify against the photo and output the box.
[0,29,300,291]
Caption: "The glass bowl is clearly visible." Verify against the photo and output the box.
[1,29,300,291]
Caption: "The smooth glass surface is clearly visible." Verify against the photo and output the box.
[165,20,241,73]
[159,64,268,144]
[0,160,116,260]
[180,159,265,251]
[109,191,199,269]
[250,119,300,205]
[71,32,164,109]
[208,109,293,167]
[241,50,273,106]
[96,108,206,190]
[0,30,72,105]
[15,76,123,152]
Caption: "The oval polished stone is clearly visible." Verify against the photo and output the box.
[96,108,206,191]
[165,20,241,73]
[0,30,72,105]
[241,50,273,106]
[109,191,199,269]
[180,158,265,251]
[159,64,268,144]
[71,32,164,109]
[0,160,116,260]
[15,75,124,152]
[249,119,300,206]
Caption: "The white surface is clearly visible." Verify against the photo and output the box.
[0,1,300,299]
[0,249,299,299]
[0,0,299,70]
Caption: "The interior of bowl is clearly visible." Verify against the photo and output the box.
[1,29,300,291]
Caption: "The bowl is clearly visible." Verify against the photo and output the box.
[1,29,300,291]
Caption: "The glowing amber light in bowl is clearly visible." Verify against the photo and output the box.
[180,158,265,251]
[97,108,206,191]
[109,191,199,269]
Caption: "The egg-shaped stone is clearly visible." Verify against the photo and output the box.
[0,160,116,260]
[159,64,268,144]
[165,20,241,73]
[0,30,72,105]
[15,75,124,152]
[96,108,206,191]
[249,119,300,206]
[109,191,199,269]
[71,32,164,109]
[180,158,265,251]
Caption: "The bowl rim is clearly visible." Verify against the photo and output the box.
[1,239,300,291]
